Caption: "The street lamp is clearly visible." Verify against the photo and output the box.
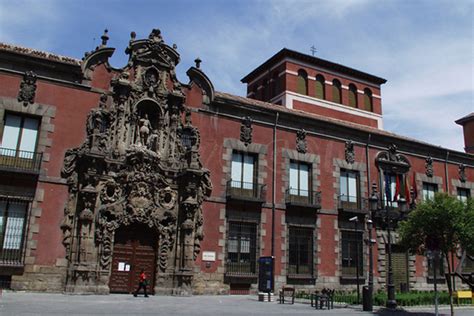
[349,216,360,304]
[369,182,408,310]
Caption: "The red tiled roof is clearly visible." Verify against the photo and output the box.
[0,42,81,66]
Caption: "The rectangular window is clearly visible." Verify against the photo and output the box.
[383,173,399,207]
[288,226,313,276]
[427,255,445,282]
[0,199,29,264]
[231,152,255,190]
[1,113,40,158]
[289,161,310,196]
[341,231,364,278]
[340,170,359,204]
[422,183,438,201]
[457,188,470,203]
[226,222,257,275]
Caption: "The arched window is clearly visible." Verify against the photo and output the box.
[315,74,325,100]
[297,69,308,95]
[271,72,279,98]
[348,84,358,108]
[332,79,342,104]
[364,88,373,111]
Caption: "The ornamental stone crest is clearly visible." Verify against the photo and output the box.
[345,140,355,164]
[61,29,212,295]
[376,144,411,173]
[425,156,433,177]
[17,70,37,106]
[296,129,307,153]
[459,164,466,182]
[240,116,252,146]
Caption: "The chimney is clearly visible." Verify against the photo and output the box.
[456,113,474,154]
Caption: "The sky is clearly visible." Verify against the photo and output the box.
[0,0,472,152]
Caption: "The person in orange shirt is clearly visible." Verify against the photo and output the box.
[133,269,149,297]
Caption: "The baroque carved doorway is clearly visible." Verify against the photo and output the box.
[109,224,158,294]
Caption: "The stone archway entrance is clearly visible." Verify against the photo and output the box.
[109,224,158,294]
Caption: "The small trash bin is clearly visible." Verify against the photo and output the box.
[362,286,372,311]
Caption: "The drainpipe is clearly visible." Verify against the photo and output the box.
[365,133,374,311]
[271,112,279,258]
[445,150,456,291]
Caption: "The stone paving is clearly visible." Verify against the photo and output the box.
[1,291,473,316]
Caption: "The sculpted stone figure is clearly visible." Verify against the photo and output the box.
[139,114,152,146]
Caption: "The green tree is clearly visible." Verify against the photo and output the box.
[399,193,474,316]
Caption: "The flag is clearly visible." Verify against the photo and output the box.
[393,174,401,202]
[405,175,410,204]
[384,173,392,202]
[411,172,417,201]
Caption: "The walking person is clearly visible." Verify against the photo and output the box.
[133,269,149,297]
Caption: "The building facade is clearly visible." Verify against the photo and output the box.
[0,29,473,295]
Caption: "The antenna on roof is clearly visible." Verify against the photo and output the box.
[310,45,317,56]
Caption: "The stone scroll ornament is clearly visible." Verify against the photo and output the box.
[345,140,355,164]
[296,129,307,154]
[17,71,37,106]
[60,29,212,293]
[240,116,253,146]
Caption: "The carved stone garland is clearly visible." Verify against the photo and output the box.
[17,70,37,106]
[296,129,307,154]
[61,29,212,295]
[345,140,355,164]
[240,116,252,146]
[425,156,433,177]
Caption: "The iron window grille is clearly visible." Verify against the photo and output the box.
[341,230,364,278]
[288,226,314,277]
[226,221,258,276]
[0,198,30,266]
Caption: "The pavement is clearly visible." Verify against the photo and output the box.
[1,291,473,316]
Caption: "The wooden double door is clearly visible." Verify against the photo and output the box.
[109,224,158,294]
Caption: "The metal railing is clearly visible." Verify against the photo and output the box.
[0,199,29,266]
[226,180,266,202]
[0,147,42,173]
[337,195,369,214]
[285,188,321,208]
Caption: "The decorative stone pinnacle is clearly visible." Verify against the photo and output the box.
[194,57,202,69]
[101,29,109,47]
[130,31,136,40]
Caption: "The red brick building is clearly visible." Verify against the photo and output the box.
[0,29,472,295]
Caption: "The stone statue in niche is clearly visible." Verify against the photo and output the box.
[86,94,110,135]
[425,156,433,177]
[147,129,159,152]
[139,114,152,146]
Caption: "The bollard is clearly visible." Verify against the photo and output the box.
[362,285,373,311]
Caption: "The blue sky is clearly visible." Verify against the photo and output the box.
[1,0,472,151]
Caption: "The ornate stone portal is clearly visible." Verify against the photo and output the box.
[61,29,212,294]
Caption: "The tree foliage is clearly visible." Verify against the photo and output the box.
[398,193,472,255]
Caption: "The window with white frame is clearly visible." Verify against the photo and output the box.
[289,161,310,196]
[1,113,40,158]
[340,170,359,203]
[422,182,437,201]
[231,152,256,190]
[457,188,470,203]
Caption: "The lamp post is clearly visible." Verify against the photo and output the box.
[365,217,374,312]
[349,216,360,304]
[369,182,408,310]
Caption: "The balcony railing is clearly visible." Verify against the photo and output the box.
[0,147,42,173]
[337,195,369,214]
[285,188,321,209]
[226,180,266,203]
